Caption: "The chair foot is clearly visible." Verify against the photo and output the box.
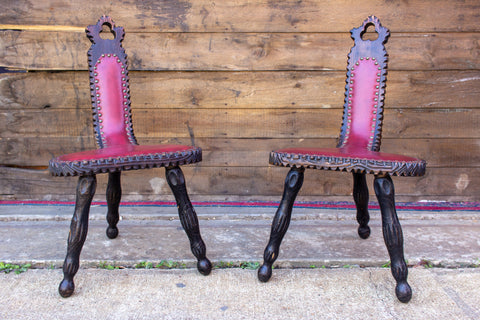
[358,225,371,239]
[396,281,412,303]
[258,263,273,282]
[165,166,211,276]
[197,258,212,276]
[59,278,75,298]
[374,174,411,303]
[259,167,304,282]
[353,172,370,239]
[60,175,96,297]
[106,172,121,239]
[106,226,119,239]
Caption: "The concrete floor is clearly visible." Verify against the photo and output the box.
[1,204,479,319]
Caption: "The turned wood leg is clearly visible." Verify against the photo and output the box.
[374,174,412,303]
[165,166,212,276]
[59,175,96,298]
[258,167,305,282]
[353,172,370,239]
[106,171,121,239]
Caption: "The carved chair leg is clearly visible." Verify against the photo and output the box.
[59,175,97,298]
[353,172,370,239]
[258,166,305,282]
[374,174,412,303]
[165,166,212,276]
[106,171,121,239]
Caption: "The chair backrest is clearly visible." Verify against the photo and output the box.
[86,16,137,149]
[336,16,390,152]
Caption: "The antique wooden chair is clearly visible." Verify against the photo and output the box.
[48,16,212,297]
[257,16,426,303]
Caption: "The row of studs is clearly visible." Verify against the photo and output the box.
[343,57,383,150]
[93,54,136,146]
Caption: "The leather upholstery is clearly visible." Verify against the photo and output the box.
[270,16,426,177]
[48,16,201,177]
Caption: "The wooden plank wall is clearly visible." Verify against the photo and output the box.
[1,0,479,202]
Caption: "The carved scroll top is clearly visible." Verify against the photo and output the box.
[350,16,390,45]
[86,15,125,45]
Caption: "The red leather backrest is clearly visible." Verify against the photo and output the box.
[343,58,381,149]
[86,16,137,148]
[93,55,133,147]
[337,16,390,152]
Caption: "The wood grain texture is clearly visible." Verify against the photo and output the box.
[1,2,479,201]
[2,137,478,168]
[2,71,479,110]
[1,32,480,71]
[1,0,479,32]
[1,167,478,201]
[2,108,478,139]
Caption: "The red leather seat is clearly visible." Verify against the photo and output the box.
[258,16,426,303]
[49,16,211,298]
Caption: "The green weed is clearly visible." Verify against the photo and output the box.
[0,262,32,274]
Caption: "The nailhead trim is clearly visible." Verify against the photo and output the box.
[93,56,136,146]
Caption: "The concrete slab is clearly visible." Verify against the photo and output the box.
[1,268,479,319]
[0,204,479,319]
[1,213,479,268]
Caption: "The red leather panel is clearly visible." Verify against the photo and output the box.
[276,147,420,162]
[343,58,379,149]
[57,145,196,162]
[95,56,132,147]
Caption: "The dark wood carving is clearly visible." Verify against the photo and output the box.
[165,166,212,275]
[49,16,210,297]
[258,167,304,282]
[259,16,425,303]
[49,147,202,176]
[59,175,96,298]
[270,150,426,176]
[374,174,411,303]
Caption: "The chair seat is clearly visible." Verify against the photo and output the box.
[270,146,426,176]
[49,144,202,176]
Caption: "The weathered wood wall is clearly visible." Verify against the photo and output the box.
[1,0,479,202]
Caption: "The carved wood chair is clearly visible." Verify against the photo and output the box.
[257,16,426,303]
[48,16,212,297]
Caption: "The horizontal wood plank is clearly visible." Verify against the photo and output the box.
[1,0,479,33]
[1,166,478,201]
[1,137,478,168]
[2,70,479,110]
[1,32,480,71]
[2,108,478,139]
